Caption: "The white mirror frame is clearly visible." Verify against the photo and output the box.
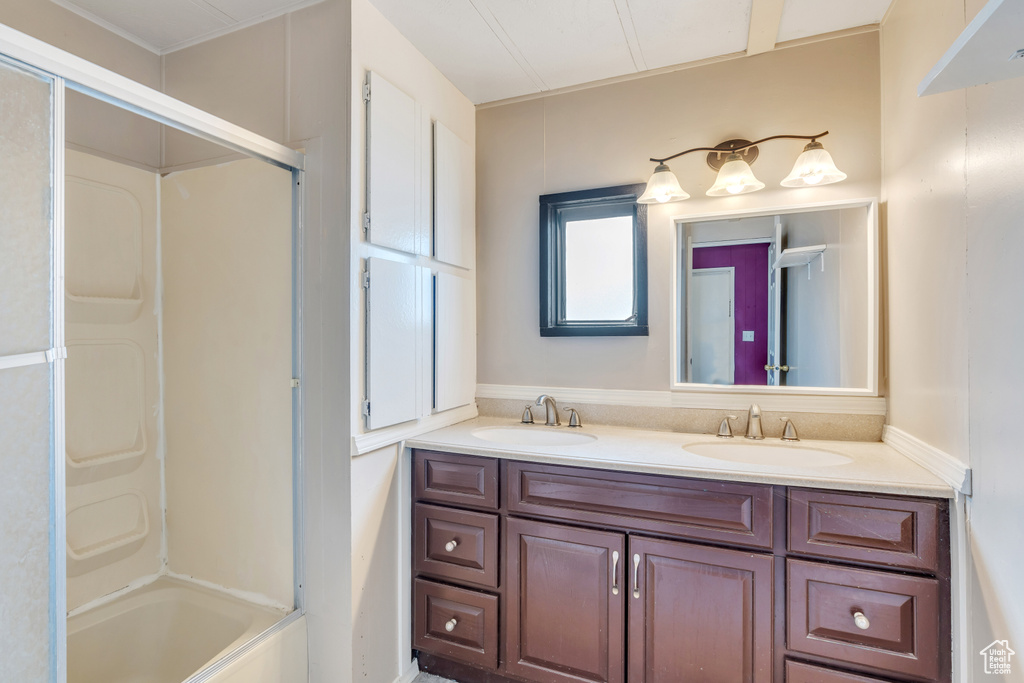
[669,198,881,413]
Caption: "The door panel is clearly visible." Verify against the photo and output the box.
[690,267,734,384]
[505,517,625,683]
[628,536,774,683]
[0,56,56,683]
[364,257,431,429]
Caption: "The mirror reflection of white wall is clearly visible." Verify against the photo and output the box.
[564,216,634,321]
[678,201,876,392]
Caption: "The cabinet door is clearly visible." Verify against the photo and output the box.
[365,71,430,255]
[364,257,431,429]
[433,271,476,412]
[628,536,774,683]
[505,518,625,683]
[433,121,474,268]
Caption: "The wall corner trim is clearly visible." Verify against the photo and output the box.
[882,425,972,495]
[351,404,478,456]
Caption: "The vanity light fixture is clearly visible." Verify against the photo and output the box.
[638,131,845,203]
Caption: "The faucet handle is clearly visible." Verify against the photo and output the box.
[564,407,582,428]
[780,417,799,442]
[521,405,535,424]
[717,415,738,438]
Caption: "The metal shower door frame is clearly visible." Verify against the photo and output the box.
[0,23,307,683]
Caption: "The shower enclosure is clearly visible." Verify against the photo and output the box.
[0,24,305,683]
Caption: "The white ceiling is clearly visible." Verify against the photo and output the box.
[368,0,894,104]
[51,0,325,54]
[51,0,894,98]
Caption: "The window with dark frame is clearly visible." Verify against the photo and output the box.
[539,184,648,337]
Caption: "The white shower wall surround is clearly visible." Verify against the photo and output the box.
[65,149,162,611]
[64,149,296,664]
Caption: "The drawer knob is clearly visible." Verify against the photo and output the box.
[444,618,458,632]
[853,611,870,630]
[444,540,458,552]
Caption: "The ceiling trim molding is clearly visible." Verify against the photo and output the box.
[476,23,880,109]
[160,0,326,54]
[773,23,879,51]
[476,50,744,109]
[747,0,787,55]
[50,0,326,56]
[50,0,164,54]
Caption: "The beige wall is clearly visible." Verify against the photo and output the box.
[882,0,1024,678]
[880,0,970,463]
[161,158,294,608]
[347,0,476,680]
[350,444,405,682]
[476,33,882,393]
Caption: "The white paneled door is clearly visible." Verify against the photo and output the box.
[434,272,476,412]
[364,257,432,430]
[433,121,475,269]
[365,71,430,256]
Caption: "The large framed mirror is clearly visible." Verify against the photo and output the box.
[673,198,878,395]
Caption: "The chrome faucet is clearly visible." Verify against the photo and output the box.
[745,404,764,440]
[535,395,561,426]
[780,417,799,441]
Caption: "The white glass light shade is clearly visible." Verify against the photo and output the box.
[706,155,765,197]
[781,142,847,187]
[638,163,690,204]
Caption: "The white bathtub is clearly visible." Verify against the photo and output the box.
[68,576,288,683]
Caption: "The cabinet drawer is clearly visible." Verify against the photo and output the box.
[788,489,941,571]
[414,450,499,510]
[787,560,942,681]
[507,461,773,549]
[414,503,499,589]
[413,578,498,671]
[786,661,898,683]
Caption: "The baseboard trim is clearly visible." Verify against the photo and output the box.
[882,425,972,494]
[476,384,887,415]
[393,659,420,683]
[352,404,478,456]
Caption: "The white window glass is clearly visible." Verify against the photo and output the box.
[564,216,634,321]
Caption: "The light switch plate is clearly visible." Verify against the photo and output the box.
[742,330,755,342]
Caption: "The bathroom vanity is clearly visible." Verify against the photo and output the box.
[407,420,953,683]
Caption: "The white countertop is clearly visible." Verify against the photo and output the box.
[406,417,954,499]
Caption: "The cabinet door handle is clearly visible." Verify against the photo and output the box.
[853,611,870,630]
[632,553,641,599]
[444,618,457,632]
[444,540,458,552]
[611,551,620,595]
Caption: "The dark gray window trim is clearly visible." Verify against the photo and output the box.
[539,183,649,337]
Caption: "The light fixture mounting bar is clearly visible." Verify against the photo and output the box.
[650,131,829,164]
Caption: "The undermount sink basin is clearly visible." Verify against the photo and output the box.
[471,426,597,447]
[683,441,853,468]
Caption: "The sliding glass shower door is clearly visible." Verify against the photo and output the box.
[0,55,63,682]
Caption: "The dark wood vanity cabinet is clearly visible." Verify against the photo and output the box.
[411,449,951,683]
[505,518,626,683]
